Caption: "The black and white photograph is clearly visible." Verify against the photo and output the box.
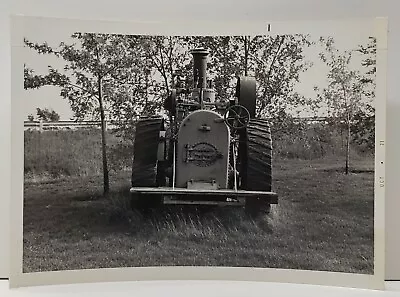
[15,16,384,285]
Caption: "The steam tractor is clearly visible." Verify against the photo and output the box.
[130,48,277,216]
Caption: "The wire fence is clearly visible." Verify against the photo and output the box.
[24,117,333,132]
[24,120,116,132]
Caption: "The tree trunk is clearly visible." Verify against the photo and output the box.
[340,126,344,149]
[98,76,110,194]
[345,122,351,175]
[244,36,249,76]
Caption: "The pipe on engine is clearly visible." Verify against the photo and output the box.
[191,48,209,89]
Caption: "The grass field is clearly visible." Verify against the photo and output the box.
[23,152,374,274]
[24,129,128,180]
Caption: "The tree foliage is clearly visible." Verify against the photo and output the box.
[24,33,147,194]
[187,35,313,119]
[314,36,376,173]
[351,37,376,151]
[36,108,60,122]
[24,32,315,191]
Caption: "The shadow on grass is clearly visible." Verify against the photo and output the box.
[100,188,275,239]
[22,158,374,274]
[320,167,374,174]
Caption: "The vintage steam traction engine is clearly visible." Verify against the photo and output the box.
[130,48,277,216]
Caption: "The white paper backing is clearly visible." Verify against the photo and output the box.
[1,0,399,287]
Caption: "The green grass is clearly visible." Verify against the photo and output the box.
[22,157,374,274]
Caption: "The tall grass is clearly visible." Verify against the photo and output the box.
[24,129,130,181]
[22,157,374,273]
[24,123,373,181]
[271,121,373,160]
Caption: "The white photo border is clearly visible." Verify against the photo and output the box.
[9,15,388,289]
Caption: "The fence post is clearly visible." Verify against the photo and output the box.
[39,120,43,133]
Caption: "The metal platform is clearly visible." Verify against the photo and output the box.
[163,196,244,206]
[129,187,278,204]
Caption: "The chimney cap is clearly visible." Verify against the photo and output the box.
[191,48,210,55]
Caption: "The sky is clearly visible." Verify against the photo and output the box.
[22,19,375,121]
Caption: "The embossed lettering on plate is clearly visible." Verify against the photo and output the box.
[184,142,223,167]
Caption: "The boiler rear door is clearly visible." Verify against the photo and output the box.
[176,110,230,189]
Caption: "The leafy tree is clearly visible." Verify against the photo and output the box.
[24,32,315,193]
[24,33,146,195]
[250,35,314,119]
[26,108,60,122]
[357,37,377,85]
[188,35,313,119]
[314,36,372,174]
[141,36,191,93]
[350,104,375,151]
[117,34,313,123]
[35,107,60,122]
[351,37,376,151]
[194,36,244,100]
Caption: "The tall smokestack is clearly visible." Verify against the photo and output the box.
[191,48,209,89]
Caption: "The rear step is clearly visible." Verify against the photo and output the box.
[163,196,244,206]
[130,187,278,204]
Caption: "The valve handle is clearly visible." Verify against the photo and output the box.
[224,105,250,130]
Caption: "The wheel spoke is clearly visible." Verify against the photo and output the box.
[230,109,239,117]
[237,118,246,127]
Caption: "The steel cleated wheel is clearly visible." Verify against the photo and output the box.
[238,118,273,217]
[131,117,166,213]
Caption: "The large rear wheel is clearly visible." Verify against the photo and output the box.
[131,117,166,212]
[239,118,273,217]
[236,76,257,119]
